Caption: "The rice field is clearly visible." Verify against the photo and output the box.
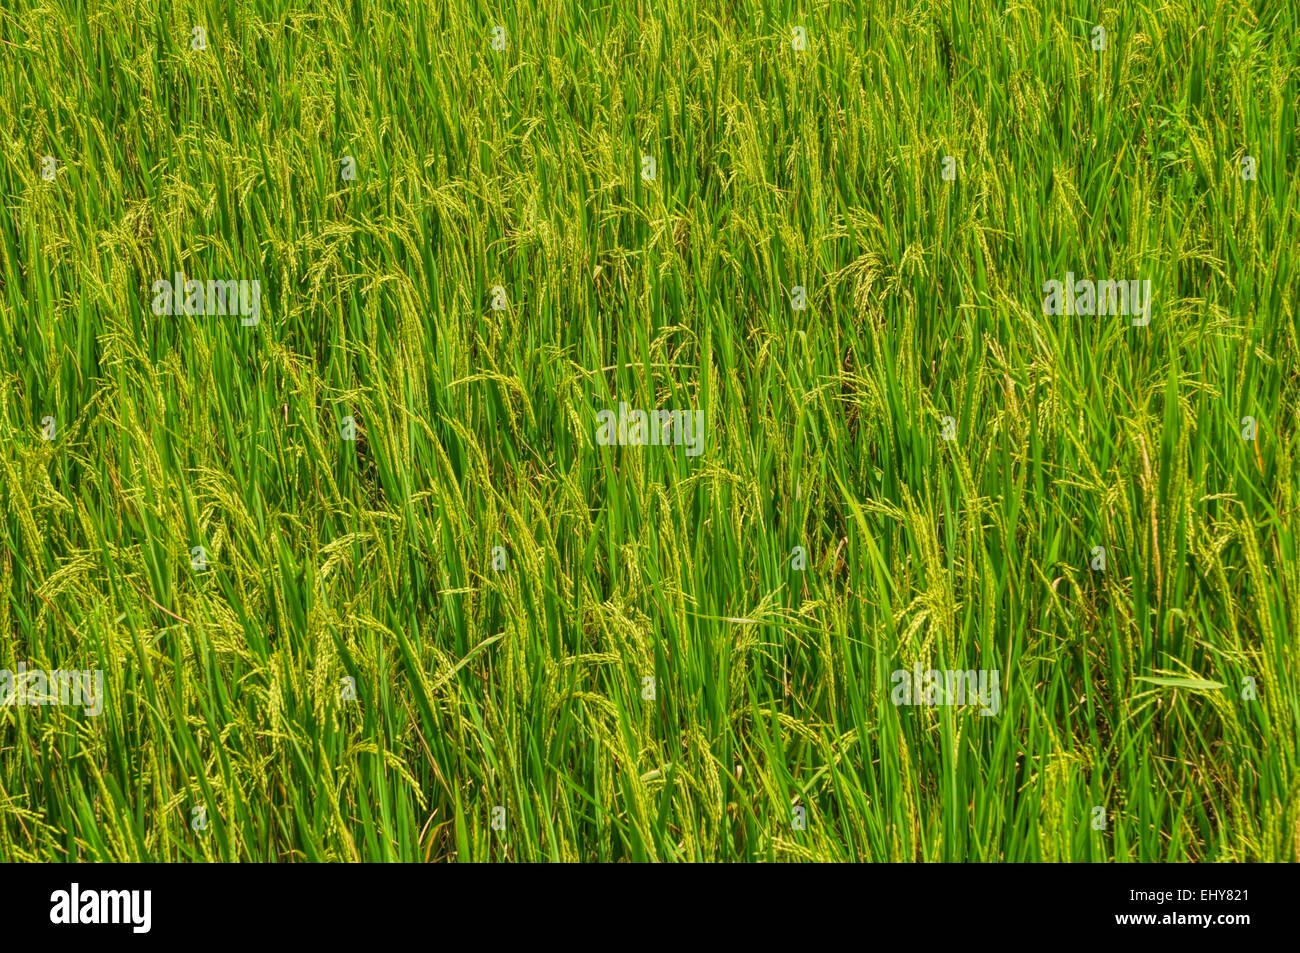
[0,0,1297,862]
